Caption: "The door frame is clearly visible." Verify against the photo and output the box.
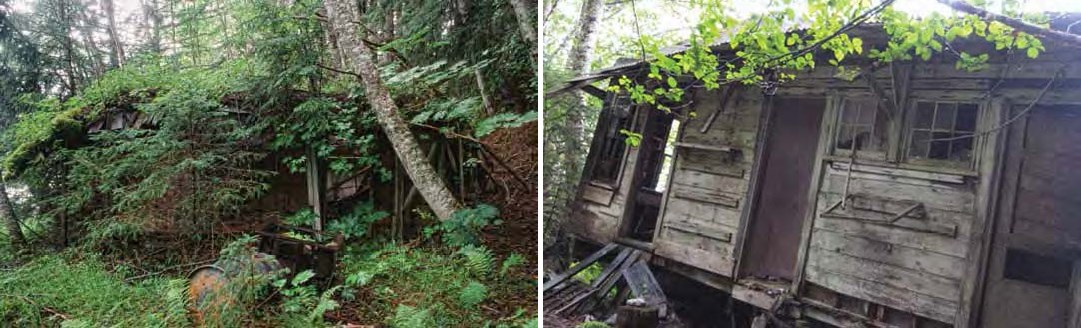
[615,106,673,247]
[732,94,831,281]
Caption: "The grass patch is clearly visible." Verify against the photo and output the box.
[0,255,189,327]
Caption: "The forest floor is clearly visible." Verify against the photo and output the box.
[0,122,539,327]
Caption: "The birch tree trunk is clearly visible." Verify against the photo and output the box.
[102,0,125,67]
[562,0,604,197]
[0,183,25,251]
[323,0,461,221]
[508,0,537,46]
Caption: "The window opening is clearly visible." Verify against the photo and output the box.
[651,120,680,192]
[835,98,888,158]
[591,96,636,185]
[907,101,978,164]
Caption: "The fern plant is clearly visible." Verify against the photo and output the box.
[327,201,389,241]
[424,204,501,248]
[499,253,525,277]
[458,281,488,308]
[388,305,437,328]
[457,245,494,277]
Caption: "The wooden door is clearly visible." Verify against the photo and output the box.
[741,98,825,280]
[980,105,1081,328]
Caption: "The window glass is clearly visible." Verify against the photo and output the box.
[835,98,887,156]
[907,101,978,164]
[591,96,636,185]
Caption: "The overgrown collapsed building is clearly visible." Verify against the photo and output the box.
[552,15,1081,328]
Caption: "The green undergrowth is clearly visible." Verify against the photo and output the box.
[339,243,536,328]
[0,233,538,327]
[0,254,189,327]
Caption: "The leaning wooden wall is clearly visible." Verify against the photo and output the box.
[568,107,647,243]
[651,86,763,277]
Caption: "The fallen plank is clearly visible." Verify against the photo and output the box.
[543,243,619,292]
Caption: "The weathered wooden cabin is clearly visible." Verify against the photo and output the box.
[557,18,1081,327]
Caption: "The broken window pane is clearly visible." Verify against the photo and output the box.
[591,96,636,185]
[933,103,956,130]
[956,104,978,131]
[909,130,930,159]
[907,101,979,166]
[835,98,887,157]
[929,131,952,159]
[915,102,935,129]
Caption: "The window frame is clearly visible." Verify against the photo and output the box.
[586,93,640,189]
[831,97,890,161]
[901,99,982,170]
[827,95,984,173]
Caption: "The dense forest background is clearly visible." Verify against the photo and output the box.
[0,0,538,326]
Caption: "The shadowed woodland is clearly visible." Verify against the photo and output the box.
[0,0,538,326]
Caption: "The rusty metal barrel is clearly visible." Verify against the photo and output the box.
[187,252,282,324]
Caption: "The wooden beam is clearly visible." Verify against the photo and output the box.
[305,146,327,230]
[543,243,620,291]
[700,85,738,133]
[888,203,923,223]
[581,84,608,99]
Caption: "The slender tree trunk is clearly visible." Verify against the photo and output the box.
[102,0,125,67]
[0,183,25,251]
[508,0,537,46]
[562,0,604,201]
[77,15,106,77]
[143,0,163,55]
[323,0,461,221]
[57,0,79,96]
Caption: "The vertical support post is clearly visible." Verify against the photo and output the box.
[305,146,327,230]
[732,91,776,279]
[393,158,402,241]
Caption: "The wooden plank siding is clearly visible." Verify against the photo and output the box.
[652,87,763,277]
[568,108,646,243]
[805,156,979,323]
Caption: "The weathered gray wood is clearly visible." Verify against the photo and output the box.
[955,99,1007,328]
[662,197,743,229]
[810,229,966,279]
[581,184,616,206]
[669,183,740,208]
[821,172,976,212]
[592,247,635,290]
[654,238,735,276]
[670,167,752,195]
[585,251,642,312]
[543,244,619,292]
[805,264,958,323]
[673,141,735,153]
[814,216,968,258]
[829,161,967,184]
[809,247,962,301]
[820,208,957,237]
[732,93,774,280]
[623,260,668,316]
[662,219,733,242]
